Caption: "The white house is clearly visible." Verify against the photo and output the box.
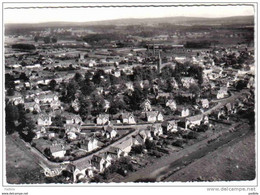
[121,113,136,124]
[67,131,77,141]
[217,87,228,99]
[50,144,66,158]
[162,121,178,133]
[139,129,153,141]
[185,115,203,129]
[103,125,118,139]
[115,138,133,156]
[24,102,41,113]
[145,111,164,123]
[91,155,106,173]
[181,77,196,88]
[64,114,82,125]
[148,124,163,137]
[200,99,209,109]
[96,114,110,125]
[37,114,52,126]
[140,99,152,111]
[80,137,100,152]
[166,100,177,111]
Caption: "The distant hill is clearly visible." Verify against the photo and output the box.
[5,15,254,30]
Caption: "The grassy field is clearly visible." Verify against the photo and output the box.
[5,135,46,184]
[165,130,255,182]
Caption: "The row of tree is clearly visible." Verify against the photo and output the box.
[34,36,58,44]
[5,102,36,142]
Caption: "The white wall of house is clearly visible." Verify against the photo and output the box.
[157,113,164,121]
[52,150,66,158]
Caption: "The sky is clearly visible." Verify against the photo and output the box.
[4,3,255,24]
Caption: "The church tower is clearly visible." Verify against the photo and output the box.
[157,51,161,74]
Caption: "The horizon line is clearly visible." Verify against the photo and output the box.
[4,14,254,25]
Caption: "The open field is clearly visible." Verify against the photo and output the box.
[164,130,255,182]
[5,135,46,184]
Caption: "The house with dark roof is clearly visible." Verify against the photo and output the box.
[80,137,100,152]
[72,160,94,182]
[115,138,133,156]
[139,129,153,141]
[147,124,163,137]
[132,134,144,145]
[162,121,178,134]
[106,147,121,161]
[91,154,106,172]
[103,125,118,139]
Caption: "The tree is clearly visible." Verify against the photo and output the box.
[34,36,39,42]
[74,72,83,84]
[19,73,29,81]
[188,65,203,85]
[90,92,105,116]
[51,36,58,43]
[78,97,92,120]
[189,84,200,98]
[145,139,156,150]
[81,81,95,96]
[160,65,174,80]
[7,88,15,96]
[52,115,65,127]
[5,102,20,134]
[19,119,36,142]
[61,81,79,103]
[49,79,57,91]
[109,98,127,115]
[127,85,144,110]
[43,36,51,44]
[164,78,174,92]
[235,80,248,91]
[131,145,144,154]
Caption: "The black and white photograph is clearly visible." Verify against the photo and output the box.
[1,1,258,194]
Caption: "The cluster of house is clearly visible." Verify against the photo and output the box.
[51,119,181,182]
[210,92,251,121]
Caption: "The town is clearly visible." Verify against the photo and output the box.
[5,15,255,183]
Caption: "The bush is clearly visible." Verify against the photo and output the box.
[172,140,184,148]
[149,150,163,158]
[131,145,144,154]
[145,139,156,150]
[196,124,209,132]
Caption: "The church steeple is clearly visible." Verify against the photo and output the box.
[157,51,161,74]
